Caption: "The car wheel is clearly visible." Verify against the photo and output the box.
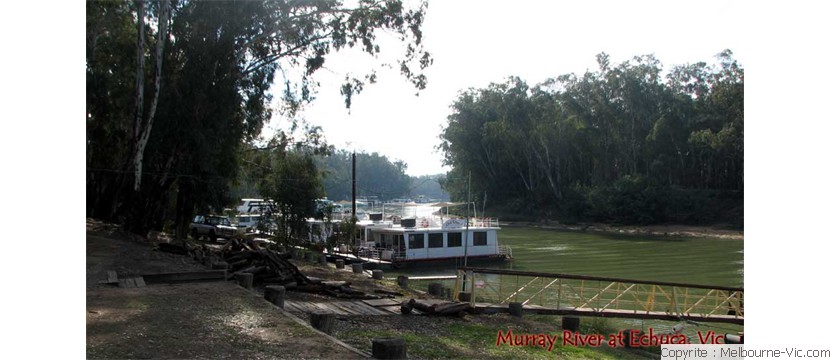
[191,228,199,240]
[209,230,217,243]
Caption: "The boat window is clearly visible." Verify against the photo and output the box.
[428,233,443,248]
[408,234,424,249]
[474,231,488,246]
[447,232,462,247]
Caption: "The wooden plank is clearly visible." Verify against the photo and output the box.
[324,302,356,315]
[407,276,456,281]
[362,298,401,307]
[311,302,343,315]
[342,301,388,316]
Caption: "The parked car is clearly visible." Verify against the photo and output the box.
[190,215,237,242]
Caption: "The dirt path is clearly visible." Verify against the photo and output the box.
[86,227,365,359]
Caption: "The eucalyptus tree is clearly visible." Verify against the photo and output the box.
[439,52,743,225]
[86,0,433,235]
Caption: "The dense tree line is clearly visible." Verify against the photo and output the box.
[86,0,431,237]
[316,150,411,202]
[439,52,743,225]
[314,150,447,202]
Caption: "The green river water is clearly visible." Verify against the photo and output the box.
[387,225,745,340]
[391,226,744,288]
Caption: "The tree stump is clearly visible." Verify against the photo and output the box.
[265,285,286,309]
[352,262,364,273]
[318,253,327,265]
[372,337,407,359]
[372,270,384,280]
[458,292,471,302]
[427,283,444,297]
[562,316,580,332]
[290,248,299,259]
[396,275,408,288]
[310,312,335,334]
[508,302,523,317]
[236,273,254,290]
[621,329,635,348]
[335,259,345,269]
[304,252,314,262]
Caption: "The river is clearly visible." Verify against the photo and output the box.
[384,208,745,339]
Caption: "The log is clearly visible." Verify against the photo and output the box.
[372,270,384,280]
[264,285,286,309]
[236,273,254,290]
[372,337,407,359]
[431,302,472,315]
[400,301,413,315]
[427,283,444,296]
[396,275,408,288]
[310,312,335,334]
[562,316,580,332]
[508,302,523,317]
[408,299,433,313]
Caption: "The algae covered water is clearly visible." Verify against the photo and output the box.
[392,226,743,288]
[497,226,743,288]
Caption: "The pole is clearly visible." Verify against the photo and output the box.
[461,171,471,294]
[464,171,471,267]
[351,151,357,246]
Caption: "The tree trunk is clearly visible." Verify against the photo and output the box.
[133,0,170,192]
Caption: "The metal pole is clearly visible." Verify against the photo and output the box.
[351,152,357,247]
[464,171,470,267]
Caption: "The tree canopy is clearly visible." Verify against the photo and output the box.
[87,0,431,236]
[439,51,743,225]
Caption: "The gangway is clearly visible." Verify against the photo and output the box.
[453,267,743,325]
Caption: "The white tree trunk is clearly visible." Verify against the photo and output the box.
[133,0,169,192]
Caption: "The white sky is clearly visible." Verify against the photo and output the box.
[265,0,749,176]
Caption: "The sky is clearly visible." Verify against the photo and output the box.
[264,0,749,176]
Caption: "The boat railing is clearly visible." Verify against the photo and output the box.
[471,217,499,228]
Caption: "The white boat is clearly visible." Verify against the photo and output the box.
[331,213,511,268]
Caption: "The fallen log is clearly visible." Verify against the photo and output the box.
[404,299,472,316]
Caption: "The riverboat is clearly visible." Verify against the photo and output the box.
[328,213,511,269]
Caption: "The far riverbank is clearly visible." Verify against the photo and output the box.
[502,221,743,241]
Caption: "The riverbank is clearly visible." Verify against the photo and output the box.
[504,221,743,240]
[86,219,655,359]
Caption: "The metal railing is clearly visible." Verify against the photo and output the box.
[453,267,743,324]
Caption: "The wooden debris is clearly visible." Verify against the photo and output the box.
[401,298,472,317]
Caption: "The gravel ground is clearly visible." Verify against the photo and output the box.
[86,220,365,359]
